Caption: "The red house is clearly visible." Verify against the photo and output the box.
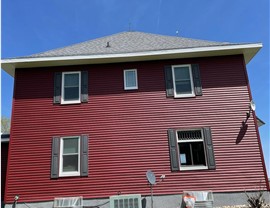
[2,32,269,207]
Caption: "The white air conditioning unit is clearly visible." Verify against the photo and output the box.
[54,196,83,208]
[182,191,214,208]
[110,194,142,208]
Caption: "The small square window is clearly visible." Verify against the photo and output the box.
[124,69,138,90]
[177,130,208,171]
[61,72,81,104]
[60,137,80,177]
[172,65,195,98]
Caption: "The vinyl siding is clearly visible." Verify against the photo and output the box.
[5,55,268,203]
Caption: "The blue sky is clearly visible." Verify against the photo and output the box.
[1,0,269,175]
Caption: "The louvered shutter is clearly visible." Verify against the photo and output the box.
[54,72,62,103]
[203,127,216,170]
[191,64,202,96]
[164,66,174,97]
[80,135,89,176]
[81,71,88,103]
[168,129,180,171]
[51,137,60,178]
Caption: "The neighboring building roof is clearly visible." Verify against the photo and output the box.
[256,116,266,127]
[1,31,262,77]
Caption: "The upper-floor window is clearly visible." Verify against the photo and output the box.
[164,64,202,98]
[62,72,81,104]
[172,65,195,98]
[54,71,88,104]
[124,69,138,90]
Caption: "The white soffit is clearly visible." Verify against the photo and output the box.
[1,43,262,77]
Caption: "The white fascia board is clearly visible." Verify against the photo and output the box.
[1,43,262,77]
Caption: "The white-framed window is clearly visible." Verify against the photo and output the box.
[61,71,81,104]
[124,69,138,90]
[172,65,195,98]
[177,129,208,171]
[59,136,80,177]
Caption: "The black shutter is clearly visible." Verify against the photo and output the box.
[191,64,202,96]
[51,137,60,178]
[81,71,88,103]
[164,66,174,97]
[203,127,216,170]
[168,129,180,171]
[54,72,62,104]
[80,135,89,176]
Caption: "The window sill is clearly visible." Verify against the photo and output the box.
[180,166,208,171]
[124,87,138,90]
[61,100,81,105]
[59,172,80,177]
[174,94,195,98]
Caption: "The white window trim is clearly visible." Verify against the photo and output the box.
[172,64,195,98]
[59,136,81,177]
[124,69,138,90]
[61,71,81,104]
[180,166,208,171]
[176,129,208,171]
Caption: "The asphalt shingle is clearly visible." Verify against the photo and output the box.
[27,31,239,58]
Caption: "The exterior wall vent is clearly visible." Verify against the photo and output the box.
[110,194,142,208]
[54,196,83,208]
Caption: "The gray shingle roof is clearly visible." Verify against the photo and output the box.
[27,31,239,58]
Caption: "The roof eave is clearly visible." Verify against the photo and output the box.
[1,43,262,77]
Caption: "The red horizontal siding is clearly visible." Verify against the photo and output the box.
[5,55,268,203]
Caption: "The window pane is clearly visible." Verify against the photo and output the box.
[174,66,193,95]
[125,71,136,87]
[63,155,78,171]
[175,81,192,94]
[63,138,79,154]
[179,143,192,165]
[192,142,206,165]
[64,87,79,101]
[179,142,206,166]
[174,67,190,80]
[64,74,79,87]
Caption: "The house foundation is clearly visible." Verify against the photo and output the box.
[4,191,270,208]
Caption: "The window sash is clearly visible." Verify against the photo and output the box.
[59,137,80,177]
[176,129,207,170]
[61,72,81,104]
[172,65,195,98]
[124,69,138,90]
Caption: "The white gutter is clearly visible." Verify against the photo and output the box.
[1,43,262,77]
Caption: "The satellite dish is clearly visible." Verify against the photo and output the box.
[146,170,156,185]
[250,100,256,111]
